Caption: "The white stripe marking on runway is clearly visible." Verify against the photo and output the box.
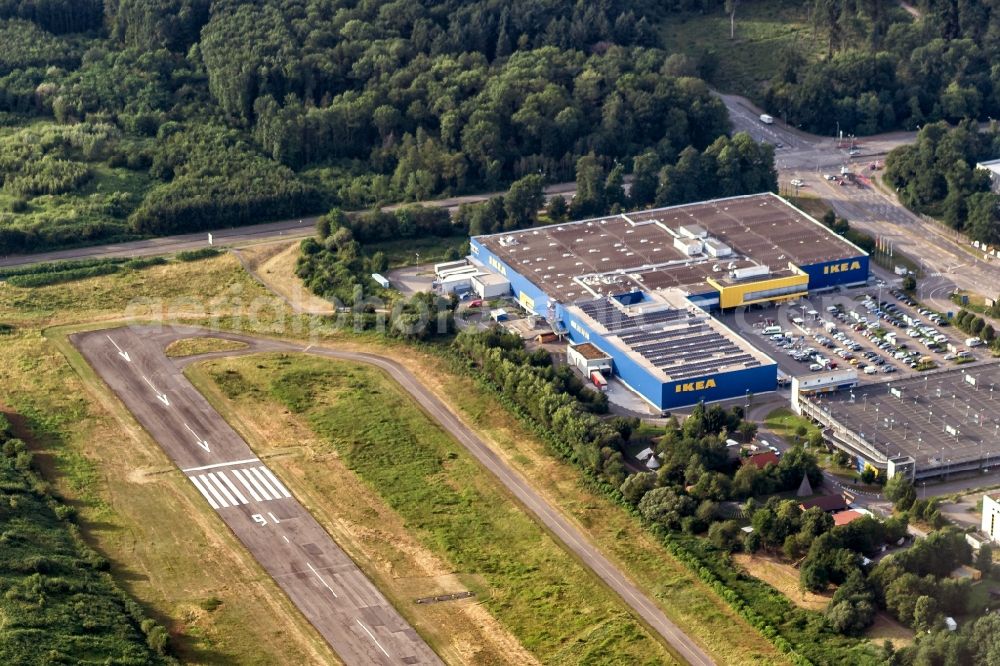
[231,468,262,501]
[356,619,391,658]
[206,472,238,506]
[217,471,248,504]
[242,467,272,500]
[189,475,219,509]
[182,458,259,473]
[259,467,292,498]
[251,467,279,498]
[197,474,228,508]
[307,562,338,597]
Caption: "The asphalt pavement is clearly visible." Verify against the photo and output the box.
[0,183,580,269]
[74,325,716,666]
[719,92,1000,312]
[73,326,442,666]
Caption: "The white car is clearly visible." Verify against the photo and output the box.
[823,174,836,180]
[863,365,878,375]
[790,178,804,187]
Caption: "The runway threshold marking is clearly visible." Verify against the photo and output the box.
[186,466,293,508]
[182,458,260,472]
[306,562,339,598]
[356,619,391,659]
[231,468,263,501]
[189,475,220,509]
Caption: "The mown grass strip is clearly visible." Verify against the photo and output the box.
[204,353,679,665]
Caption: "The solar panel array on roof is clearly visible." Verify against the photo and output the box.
[578,298,686,334]
[577,296,762,380]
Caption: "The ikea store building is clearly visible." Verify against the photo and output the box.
[469,193,869,410]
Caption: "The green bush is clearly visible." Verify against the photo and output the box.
[6,263,120,286]
[175,247,221,262]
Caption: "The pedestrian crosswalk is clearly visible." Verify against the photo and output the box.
[189,465,293,509]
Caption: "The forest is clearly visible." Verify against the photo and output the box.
[883,120,1000,243]
[763,0,1000,135]
[0,411,174,664]
[0,0,745,254]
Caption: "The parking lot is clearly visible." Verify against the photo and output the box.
[810,364,1000,471]
[723,283,993,383]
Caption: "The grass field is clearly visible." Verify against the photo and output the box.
[0,255,341,664]
[764,407,823,446]
[658,1,820,98]
[164,337,249,358]
[188,353,679,665]
[0,248,788,664]
[732,554,829,613]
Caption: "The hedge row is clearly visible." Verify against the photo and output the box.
[175,247,221,262]
[3,255,169,287]
[446,350,818,665]
[0,256,127,278]
[6,263,120,286]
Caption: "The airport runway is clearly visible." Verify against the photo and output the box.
[74,325,715,666]
[72,327,442,666]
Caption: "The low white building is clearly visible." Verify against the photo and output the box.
[438,271,477,294]
[976,159,1000,193]
[471,272,510,299]
[983,492,1000,543]
[791,369,859,413]
[567,342,612,375]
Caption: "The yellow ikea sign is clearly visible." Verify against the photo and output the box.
[675,378,717,393]
[519,291,534,311]
[823,260,862,275]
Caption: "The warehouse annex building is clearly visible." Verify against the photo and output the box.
[468,193,870,410]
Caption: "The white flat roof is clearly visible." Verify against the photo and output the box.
[473,273,509,285]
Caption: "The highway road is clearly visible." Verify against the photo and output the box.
[73,326,442,666]
[75,325,716,666]
[719,92,1000,312]
[0,182,580,269]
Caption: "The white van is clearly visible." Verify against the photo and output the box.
[863,365,878,375]
[762,325,782,335]
[967,337,983,347]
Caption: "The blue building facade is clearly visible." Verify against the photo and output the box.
[469,236,868,411]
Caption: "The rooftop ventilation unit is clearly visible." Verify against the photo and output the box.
[730,264,771,281]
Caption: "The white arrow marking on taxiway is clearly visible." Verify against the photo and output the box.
[142,376,170,406]
[106,335,131,362]
[183,423,211,452]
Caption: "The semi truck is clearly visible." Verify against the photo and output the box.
[759,114,774,124]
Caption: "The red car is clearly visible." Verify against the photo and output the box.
[468,299,483,308]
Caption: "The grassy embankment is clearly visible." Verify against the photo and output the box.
[0,254,340,664]
[2,248,789,664]
[188,354,673,665]
[164,337,248,358]
[191,350,791,665]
